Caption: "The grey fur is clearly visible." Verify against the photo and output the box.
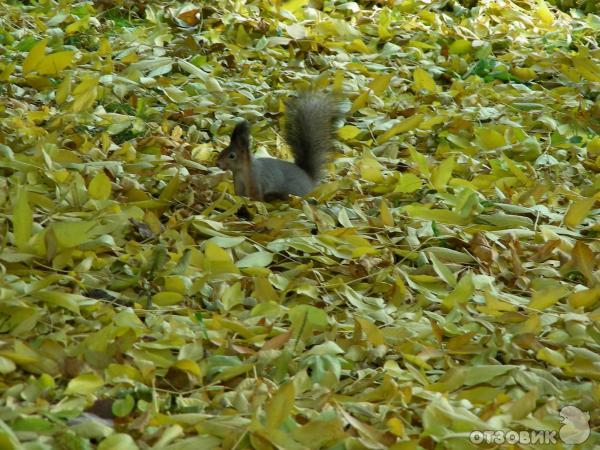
[284,92,341,182]
[216,91,341,201]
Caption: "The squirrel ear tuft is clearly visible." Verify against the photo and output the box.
[230,120,250,150]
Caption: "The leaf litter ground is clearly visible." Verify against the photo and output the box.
[0,0,599,449]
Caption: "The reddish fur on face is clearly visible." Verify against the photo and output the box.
[216,121,261,199]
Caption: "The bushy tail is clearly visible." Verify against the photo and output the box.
[285,91,341,181]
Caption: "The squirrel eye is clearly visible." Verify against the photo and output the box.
[229,153,236,159]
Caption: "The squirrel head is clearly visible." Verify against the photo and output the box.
[216,120,251,171]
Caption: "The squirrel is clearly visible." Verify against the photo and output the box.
[216,91,341,201]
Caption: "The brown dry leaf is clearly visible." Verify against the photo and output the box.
[571,241,595,283]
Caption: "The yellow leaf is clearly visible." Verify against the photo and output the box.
[572,241,594,282]
[377,114,424,143]
[386,417,404,437]
[0,62,15,81]
[0,417,21,449]
[537,347,566,368]
[350,91,369,113]
[443,272,474,310]
[475,127,505,149]
[394,173,421,193]
[333,69,344,93]
[348,39,372,54]
[573,53,600,83]
[71,77,99,113]
[98,434,138,450]
[398,0,416,12]
[291,416,346,447]
[99,38,112,56]
[159,175,180,202]
[221,283,245,311]
[409,146,430,177]
[236,251,273,268]
[449,39,471,55]
[568,287,600,309]
[37,51,74,75]
[358,153,384,183]
[173,359,202,377]
[282,0,308,12]
[23,39,47,75]
[0,341,40,365]
[429,253,457,287]
[378,8,392,39]
[106,364,143,382]
[163,276,189,294]
[403,205,468,225]
[265,382,295,430]
[404,354,432,370]
[536,0,554,26]
[559,64,580,82]
[409,40,436,50]
[390,276,408,305]
[88,171,112,200]
[564,197,595,227]
[507,389,539,420]
[369,73,392,96]
[236,25,251,46]
[122,52,138,63]
[431,156,454,192]
[419,10,436,24]
[152,291,184,306]
[529,286,570,310]
[28,109,50,123]
[144,211,162,234]
[65,372,104,395]
[33,290,83,314]
[51,220,96,249]
[356,317,385,346]
[338,125,361,140]
[420,115,446,130]
[0,356,16,374]
[289,305,328,339]
[478,291,517,316]
[253,277,279,303]
[501,154,530,185]
[588,136,600,156]
[204,242,239,274]
[412,68,436,93]
[65,18,89,35]
[511,67,536,81]
[518,315,541,334]
[380,199,394,227]
[13,188,32,251]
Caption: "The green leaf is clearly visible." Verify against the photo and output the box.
[236,251,273,268]
[65,373,104,395]
[12,188,32,250]
[98,433,139,450]
[0,419,21,450]
[33,289,84,313]
[50,220,97,249]
[152,291,184,306]
[112,395,136,417]
[463,365,517,386]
